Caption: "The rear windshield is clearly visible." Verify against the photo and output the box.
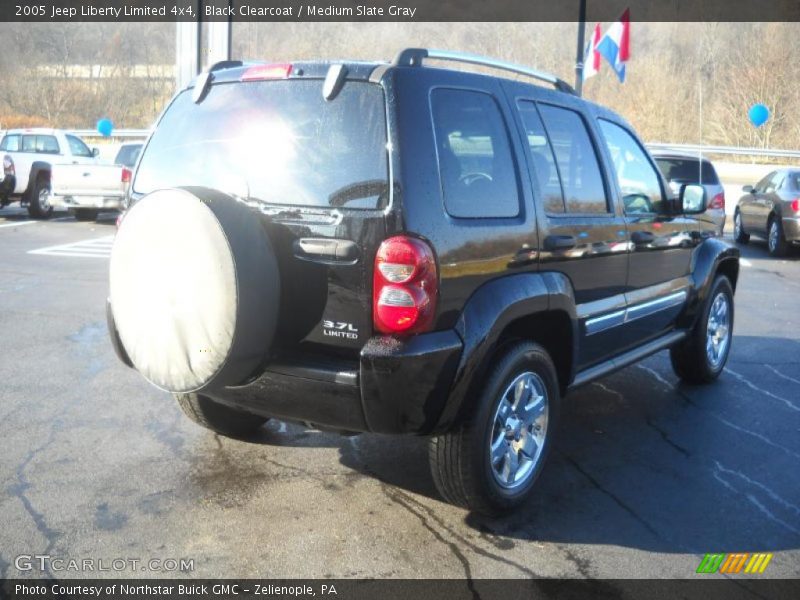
[655,157,720,185]
[115,144,142,168]
[134,79,389,209]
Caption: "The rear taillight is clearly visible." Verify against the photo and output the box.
[121,167,132,184]
[241,63,293,81]
[373,236,438,335]
[3,155,14,176]
[709,192,725,210]
[791,199,800,212]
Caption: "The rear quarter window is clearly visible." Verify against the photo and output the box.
[430,88,520,219]
[0,135,20,152]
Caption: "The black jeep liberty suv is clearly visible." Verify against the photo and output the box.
[108,49,740,514]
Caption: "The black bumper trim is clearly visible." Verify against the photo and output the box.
[208,330,463,434]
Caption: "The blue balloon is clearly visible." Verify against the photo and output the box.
[96,118,114,137]
[748,104,770,128]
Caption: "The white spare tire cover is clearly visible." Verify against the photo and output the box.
[110,187,279,393]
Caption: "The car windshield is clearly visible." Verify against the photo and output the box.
[655,157,720,185]
[134,79,389,209]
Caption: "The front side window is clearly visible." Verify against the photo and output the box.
[767,171,785,192]
[599,119,664,214]
[431,88,520,218]
[66,135,92,158]
[755,172,775,193]
[538,104,608,214]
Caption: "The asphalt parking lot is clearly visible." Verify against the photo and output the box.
[0,206,798,580]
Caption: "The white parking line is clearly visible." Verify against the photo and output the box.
[740,258,753,267]
[28,235,114,258]
[0,220,37,228]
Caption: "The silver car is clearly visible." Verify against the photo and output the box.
[652,152,726,237]
[734,168,800,257]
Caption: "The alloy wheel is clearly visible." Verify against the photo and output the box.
[489,371,548,489]
[706,292,731,369]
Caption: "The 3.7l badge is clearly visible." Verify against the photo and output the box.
[323,321,359,340]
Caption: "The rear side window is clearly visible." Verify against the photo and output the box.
[20,135,60,154]
[0,135,20,151]
[538,104,608,214]
[135,80,388,209]
[431,88,520,218]
[517,101,564,214]
[66,135,92,158]
[599,119,664,214]
[654,157,720,185]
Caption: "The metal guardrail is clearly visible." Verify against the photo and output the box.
[68,129,151,140]
[647,142,800,160]
[2,127,799,158]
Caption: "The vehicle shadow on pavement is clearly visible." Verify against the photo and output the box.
[238,422,441,500]
[735,238,800,260]
[459,336,800,553]
[218,335,799,554]
[339,334,798,554]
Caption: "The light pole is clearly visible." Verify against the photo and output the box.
[574,0,587,97]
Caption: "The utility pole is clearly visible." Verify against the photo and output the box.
[574,0,587,97]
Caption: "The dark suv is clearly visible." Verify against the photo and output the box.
[108,49,740,515]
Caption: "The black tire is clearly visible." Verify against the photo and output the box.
[733,209,749,244]
[670,275,734,384]
[429,341,560,515]
[767,216,788,258]
[27,177,53,219]
[175,392,267,438]
[74,209,98,221]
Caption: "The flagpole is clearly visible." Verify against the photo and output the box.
[574,0,587,96]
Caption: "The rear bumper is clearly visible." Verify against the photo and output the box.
[50,193,124,210]
[783,217,800,242]
[209,331,464,434]
[107,299,464,434]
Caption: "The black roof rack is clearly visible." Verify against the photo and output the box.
[393,48,576,95]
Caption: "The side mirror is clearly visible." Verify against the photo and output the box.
[681,183,706,214]
[742,185,754,194]
[92,147,100,157]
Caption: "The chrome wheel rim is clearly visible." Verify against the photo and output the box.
[706,292,731,369]
[489,371,548,490]
[769,221,779,252]
[39,187,50,211]
[734,213,742,238]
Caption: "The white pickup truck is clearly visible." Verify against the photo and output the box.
[49,142,142,221]
[0,128,100,218]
